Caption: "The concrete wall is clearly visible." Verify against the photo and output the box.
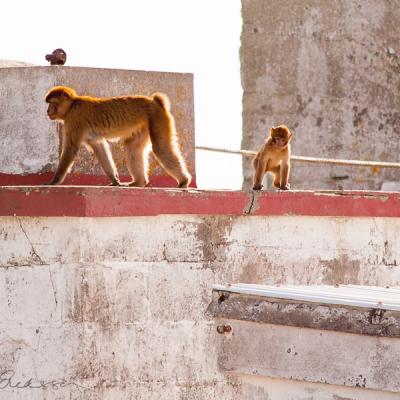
[1,210,400,399]
[241,0,400,191]
[0,66,195,185]
[210,288,400,394]
[0,59,35,67]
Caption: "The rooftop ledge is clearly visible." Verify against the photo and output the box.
[208,284,400,337]
[0,186,399,217]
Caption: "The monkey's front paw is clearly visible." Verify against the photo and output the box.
[253,184,263,191]
[279,184,290,191]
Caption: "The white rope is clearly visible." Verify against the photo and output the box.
[195,145,400,169]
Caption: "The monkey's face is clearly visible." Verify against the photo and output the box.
[271,134,292,149]
[45,49,67,65]
[45,87,77,121]
[270,126,293,149]
[46,97,71,121]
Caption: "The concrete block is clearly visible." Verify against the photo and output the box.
[217,319,400,392]
[0,217,81,266]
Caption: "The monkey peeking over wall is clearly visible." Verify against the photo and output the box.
[45,49,67,65]
[252,125,293,191]
[45,86,192,188]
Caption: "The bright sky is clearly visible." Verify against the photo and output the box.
[2,0,243,189]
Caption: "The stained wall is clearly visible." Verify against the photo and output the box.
[1,189,400,399]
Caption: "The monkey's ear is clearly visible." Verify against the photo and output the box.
[288,131,293,141]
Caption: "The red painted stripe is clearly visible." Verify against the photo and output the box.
[252,191,398,217]
[0,173,197,188]
[0,187,86,217]
[0,187,399,217]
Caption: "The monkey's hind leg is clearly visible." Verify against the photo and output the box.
[270,166,281,189]
[124,131,152,187]
[150,123,191,188]
[86,138,120,186]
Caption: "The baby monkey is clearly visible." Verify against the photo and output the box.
[252,125,293,191]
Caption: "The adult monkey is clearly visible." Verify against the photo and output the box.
[45,86,192,188]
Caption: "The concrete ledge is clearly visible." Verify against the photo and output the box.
[208,289,400,337]
[0,187,399,217]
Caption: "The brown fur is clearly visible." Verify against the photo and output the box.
[252,125,293,190]
[45,86,191,187]
[45,48,67,65]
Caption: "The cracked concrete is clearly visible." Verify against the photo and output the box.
[16,218,46,265]
[1,214,400,399]
[243,190,262,214]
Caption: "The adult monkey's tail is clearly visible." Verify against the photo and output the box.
[152,93,171,112]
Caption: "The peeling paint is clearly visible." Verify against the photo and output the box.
[1,213,400,398]
[322,255,361,285]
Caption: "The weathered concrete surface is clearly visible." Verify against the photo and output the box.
[241,1,400,190]
[208,290,400,337]
[1,213,400,398]
[239,370,400,400]
[217,319,400,393]
[0,66,195,185]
